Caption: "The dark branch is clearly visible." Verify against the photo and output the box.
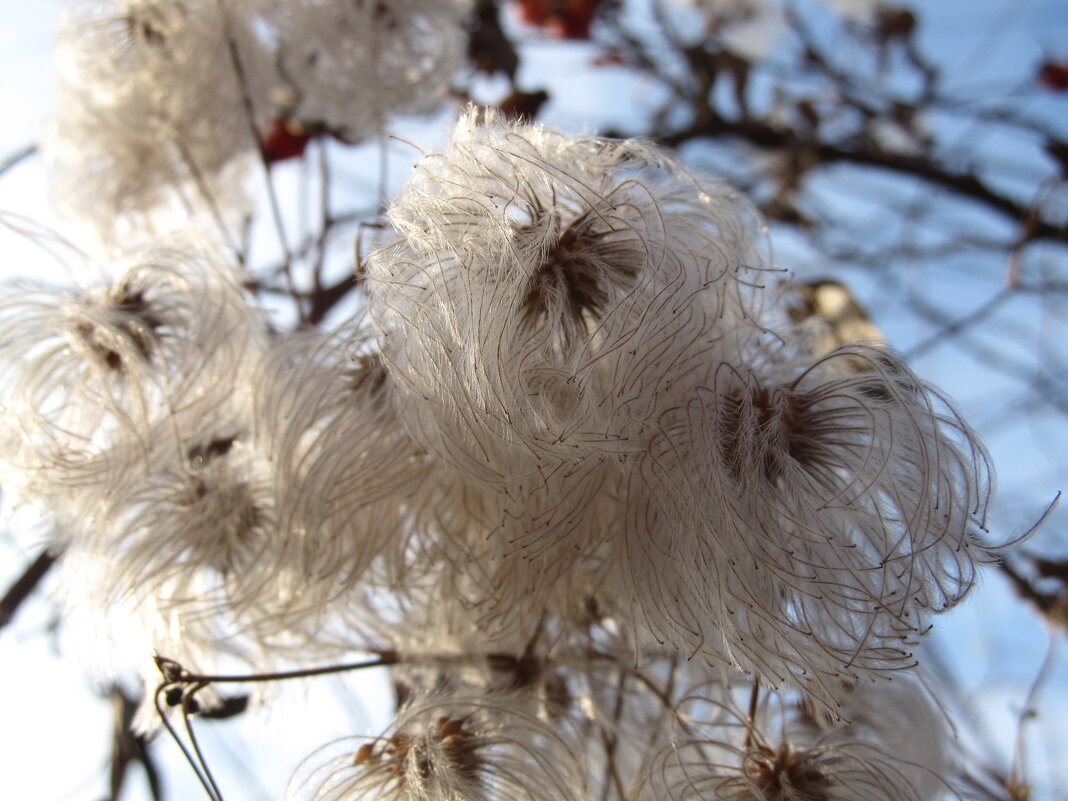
[0,547,60,631]
[660,115,1068,244]
[306,273,359,326]
[999,560,1068,631]
[104,686,165,801]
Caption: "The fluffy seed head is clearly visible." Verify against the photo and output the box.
[631,343,992,707]
[293,692,586,801]
[369,107,768,476]
[250,320,434,633]
[45,0,275,239]
[644,678,951,801]
[0,238,261,500]
[266,0,471,140]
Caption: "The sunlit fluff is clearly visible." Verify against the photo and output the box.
[368,108,767,478]
[0,239,261,504]
[634,343,992,707]
[45,0,274,237]
[266,0,471,140]
[644,677,951,801]
[251,321,433,634]
[367,110,775,639]
[64,429,283,655]
[292,692,585,801]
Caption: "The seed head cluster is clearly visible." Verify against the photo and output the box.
[3,17,999,794]
[43,0,470,244]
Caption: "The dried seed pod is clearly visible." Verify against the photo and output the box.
[294,691,586,801]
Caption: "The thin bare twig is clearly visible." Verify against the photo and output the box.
[1008,634,1060,799]
[904,286,1015,360]
[0,144,36,178]
[598,671,629,801]
[0,548,59,631]
[105,686,164,801]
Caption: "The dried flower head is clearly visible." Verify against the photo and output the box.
[54,427,284,721]
[644,677,951,801]
[363,109,779,642]
[45,0,275,238]
[266,0,471,141]
[365,111,994,691]
[632,343,992,707]
[0,239,261,501]
[293,692,585,801]
[249,320,435,637]
[369,107,767,475]
[96,434,275,600]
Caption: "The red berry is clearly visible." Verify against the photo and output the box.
[514,0,600,40]
[1038,60,1068,91]
[261,117,313,164]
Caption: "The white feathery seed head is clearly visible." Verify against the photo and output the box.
[630,342,992,707]
[72,429,281,630]
[251,320,434,630]
[53,418,327,710]
[644,677,953,801]
[0,237,262,505]
[265,0,471,140]
[365,111,994,693]
[369,107,769,479]
[292,691,586,801]
[46,0,275,238]
[365,108,774,637]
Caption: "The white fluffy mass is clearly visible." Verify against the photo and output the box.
[7,93,1000,796]
[365,109,992,708]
